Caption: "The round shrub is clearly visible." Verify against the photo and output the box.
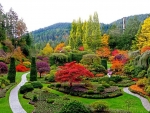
[110,75,122,83]
[20,83,34,94]
[32,95,38,102]
[31,81,43,89]
[101,81,110,88]
[137,70,146,78]
[59,100,90,113]
[90,100,109,112]
[0,62,8,75]
[97,85,104,92]
[55,83,61,88]
[46,98,55,103]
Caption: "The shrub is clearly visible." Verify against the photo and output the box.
[16,64,29,72]
[7,57,16,83]
[90,100,109,112]
[46,98,55,103]
[145,86,150,95]
[101,81,110,88]
[59,100,90,113]
[23,61,31,68]
[55,83,61,88]
[81,54,101,65]
[136,78,147,87]
[134,66,143,77]
[32,95,38,102]
[30,57,37,81]
[87,90,94,94]
[110,75,122,83]
[31,81,43,88]
[49,53,68,65]
[0,62,8,75]
[20,83,34,94]
[137,70,146,78]
[97,85,104,92]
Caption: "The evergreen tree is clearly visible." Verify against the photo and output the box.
[7,57,16,83]
[82,21,88,50]
[30,57,37,81]
[69,20,77,49]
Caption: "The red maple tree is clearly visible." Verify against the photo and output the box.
[55,61,94,87]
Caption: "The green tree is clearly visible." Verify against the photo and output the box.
[30,57,37,81]
[7,57,16,83]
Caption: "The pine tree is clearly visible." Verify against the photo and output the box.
[7,57,16,83]
[30,57,37,81]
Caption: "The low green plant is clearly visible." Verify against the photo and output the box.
[59,100,90,113]
[31,81,43,89]
[97,85,104,92]
[20,83,34,94]
[90,100,109,112]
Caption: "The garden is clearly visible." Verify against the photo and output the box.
[0,9,150,113]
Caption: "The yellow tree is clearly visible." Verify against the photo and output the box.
[101,34,109,46]
[42,43,53,56]
[54,42,65,53]
[132,17,150,49]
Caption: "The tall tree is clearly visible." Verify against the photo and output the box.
[7,57,16,83]
[69,20,77,49]
[82,21,88,50]
[132,17,150,50]
[41,43,53,55]
[30,57,37,81]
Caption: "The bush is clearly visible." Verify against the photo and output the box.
[0,62,8,75]
[137,70,146,78]
[46,98,55,103]
[97,85,104,92]
[31,81,43,88]
[110,75,122,83]
[59,100,90,113]
[87,90,94,94]
[101,81,110,88]
[16,64,29,72]
[20,83,34,94]
[136,78,147,87]
[23,61,31,68]
[90,100,109,112]
[55,83,61,88]
[32,95,38,102]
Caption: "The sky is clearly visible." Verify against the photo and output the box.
[1,0,150,32]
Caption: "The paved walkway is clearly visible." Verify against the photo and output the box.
[9,72,29,113]
[123,87,150,111]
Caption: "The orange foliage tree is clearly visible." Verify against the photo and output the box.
[54,42,65,53]
[111,60,124,74]
[96,46,111,59]
[141,46,150,54]
[12,47,25,62]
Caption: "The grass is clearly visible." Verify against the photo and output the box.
[0,72,26,113]
[48,87,148,113]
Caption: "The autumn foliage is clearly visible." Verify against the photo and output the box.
[54,42,65,53]
[55,61,94,87]
[130,85,147,95]
[141,46,150,54]
[16,64,30,72]
[96,46,111,58]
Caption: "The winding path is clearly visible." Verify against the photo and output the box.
[9,72,29,113]
[123,87,150,111]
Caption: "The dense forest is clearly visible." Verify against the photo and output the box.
[32,13,150,50]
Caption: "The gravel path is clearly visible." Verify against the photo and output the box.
[9,72,29,113]
[123,87,150,111]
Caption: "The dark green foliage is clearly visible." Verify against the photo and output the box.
[90,100,109,112]
[32,95,38,102]
[91,63,106,74]
[49,53,68,66]
[20,83,34,94]
[97,85,104,92]
[133,66,144,77]
[59,100,90,113]
[109,76,122,83]
[101,59,107,70]
[7,57,16,83]
[30,57,37,81]
[31,81,43,89]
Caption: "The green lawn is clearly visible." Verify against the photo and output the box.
[48,86,148,113]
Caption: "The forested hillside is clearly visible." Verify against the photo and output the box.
[32,13,150,49]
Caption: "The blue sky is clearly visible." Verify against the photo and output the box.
[1,0,150,31]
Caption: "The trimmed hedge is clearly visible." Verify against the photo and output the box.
[31,81,43,89]
[20,83,34,94]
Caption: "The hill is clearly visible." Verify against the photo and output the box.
[31,13,150,48]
